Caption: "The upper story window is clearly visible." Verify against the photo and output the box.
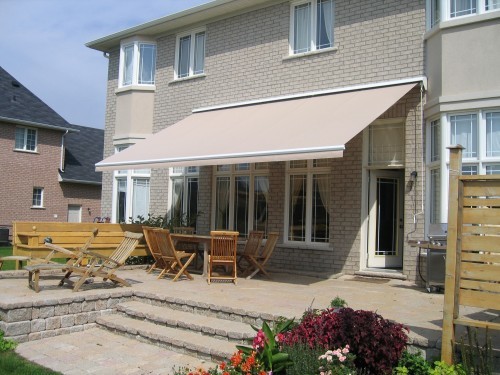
[290,0,334,55]
[15,127,37,152]
[175,28,206,80]
[427,0,499,29]
[119,40,156,87]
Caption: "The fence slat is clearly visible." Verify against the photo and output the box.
[463,225,500,235]
[460,262,500,282]
[463,180,500,197]
[460,279,500,293]
[459,289,500,310]
[463,208,500,225]
[462,235,500,252]
[461,252,500,263]
[463,197,500,207]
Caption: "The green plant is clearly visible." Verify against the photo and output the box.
[330,296,347,309]
[317,345,356,375]
[393,351,432,375]
[458,327,492,375]
[284,342,325,375]
[0,330,17,352]
[429,361,466,375]
[237,319,295,373]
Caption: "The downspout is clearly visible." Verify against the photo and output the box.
[60,130,69,172]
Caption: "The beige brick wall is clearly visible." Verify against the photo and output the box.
[101,0,426,281]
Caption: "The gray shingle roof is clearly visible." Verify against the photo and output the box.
[0,66,103,185]
[0,66,70,128]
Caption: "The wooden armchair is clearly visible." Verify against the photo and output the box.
[208,230,239,285]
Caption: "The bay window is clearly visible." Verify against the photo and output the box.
[119,40,156,87]
[169,167,199,228]
[213,163,269,237]
[175,29,206,79]
[286,160,330,243]
[290,0,334,55]
[427,0,499,29]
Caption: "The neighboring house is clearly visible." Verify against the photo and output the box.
[87,0,500,284]
[0,66,104,237]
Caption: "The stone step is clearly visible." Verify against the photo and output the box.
[96,314,242,364]
[117,300,255,344]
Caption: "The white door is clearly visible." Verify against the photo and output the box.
[67,205,82,223]
[367,170,404,268]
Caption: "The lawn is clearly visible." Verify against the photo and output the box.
[0,246,16,271]
[0,350,61,375]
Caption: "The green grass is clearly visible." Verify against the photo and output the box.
[0,350,62,375]
[0,246,16,271]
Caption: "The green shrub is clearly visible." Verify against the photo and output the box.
[458,327,493,375]
[394,351,432,375]
[285,343,324,375]
[0,330,17,352]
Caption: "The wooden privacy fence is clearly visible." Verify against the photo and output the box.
[441,146,500,363]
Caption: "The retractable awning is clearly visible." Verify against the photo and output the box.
[96,82,416,171]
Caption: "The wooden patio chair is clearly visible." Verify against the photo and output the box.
[172,226,201,268]
[245,232,279,280]
[208,230,239,285]
[142,226,163,274]
[236,230,264,271]
[59,231,143,292]
[152,228,196,281]
[24,228,99,293]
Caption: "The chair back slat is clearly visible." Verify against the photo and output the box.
[153,228,178,261]
[143,226,161,259]
[261,232,279,261]
[211,231,238,260]
[242,231,264,256]
[108,232,143,266]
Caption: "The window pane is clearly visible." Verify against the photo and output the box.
[123,45,134,86]
[254,176,269,234]
[187,177,199,227]
[486,165,500,174]
[32,188,43,207]
[26,129,37,151]
[217,165,231,172]
[430,119,441,162]
[234,176,250,236]
[313,159,328,168]
[461,165,478,175]
[288,174,306,241]
[450,114,477,158]
[294,3,311,54]
[15,128,25,149]
[235,163,250,171]
[193,32,205,75]
[138,44,156,84]
[486,112,500,157]
[430,169,441,224]
[450,0,477,17]
[178,35,191,78]
[215,177,230,230]
[117,179,127,223]
[316,0,333,49]
[430,0,441,26]
[290,160,308,169]
[486,0,500,10]
[312,174,329,242]
[132,179,150,221]
[171,178,185,222]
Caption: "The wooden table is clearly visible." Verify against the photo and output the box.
[170,234,211,276]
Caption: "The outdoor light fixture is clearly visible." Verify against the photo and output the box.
[407,171,418,192]
[88,207,92,215]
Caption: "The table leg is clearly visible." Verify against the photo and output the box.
[202,243,208,277]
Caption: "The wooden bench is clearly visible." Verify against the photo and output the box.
[12,221,148,270]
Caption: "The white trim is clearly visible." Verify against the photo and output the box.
[0,116,76,133]
[194,76,426,113]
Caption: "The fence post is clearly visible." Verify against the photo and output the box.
[441,145,464,364]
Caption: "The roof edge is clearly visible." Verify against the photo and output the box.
[0,116,78,133]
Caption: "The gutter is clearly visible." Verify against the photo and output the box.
[0,116,78,133]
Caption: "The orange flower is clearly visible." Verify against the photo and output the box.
[219,362,226,370]
[230,350,243,366]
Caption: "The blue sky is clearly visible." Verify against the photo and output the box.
[0,0,209,128]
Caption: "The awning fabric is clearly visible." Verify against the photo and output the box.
[96,83,415,171]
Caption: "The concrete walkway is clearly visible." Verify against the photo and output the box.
[0,268,496,374]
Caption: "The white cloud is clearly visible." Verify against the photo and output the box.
[0,0,209,128]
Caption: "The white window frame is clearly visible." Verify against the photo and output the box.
[174,28,206,80]
[111,145,151,223]
[211,163,269,237]
[289,0,335,56]
[284,159,331,246]
[426,108,500,225]
[15,126,37,152]
[118,38,156,88]
[168,166,200,228]
[426,0,500,29]
[32,187,44,208]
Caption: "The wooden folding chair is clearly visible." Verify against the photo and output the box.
[59,231,143,292]
[208,230,239,285]
[152,228,195,281]
[237,230,264,271]
[172,227,201,268]
[143,226,163,274]
[245,232,279,279]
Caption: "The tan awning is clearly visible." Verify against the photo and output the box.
[96,83,416,171]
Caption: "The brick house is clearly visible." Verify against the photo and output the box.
[87,0,500,283]
[0,66,104,238]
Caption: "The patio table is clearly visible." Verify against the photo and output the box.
[171,234,211,277]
